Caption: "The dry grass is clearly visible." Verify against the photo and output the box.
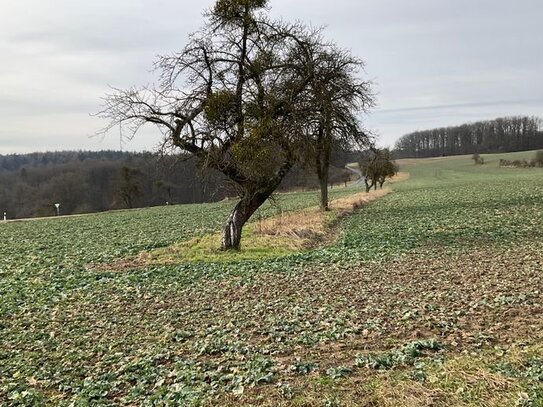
[255,188,392,243]
[217,347,528,407]
[110,187,399,266]
[387,171,410,184]
[89,188,394,269]
[218,361,521,407]
[254,176,407,245]
[93,174,407,268]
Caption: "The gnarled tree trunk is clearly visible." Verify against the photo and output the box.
[221,161,293,251]
[318,173,329,212]
[316,155,330,211]
[315,120,332,212]
[364,177,375,193]
[221,191,267,250]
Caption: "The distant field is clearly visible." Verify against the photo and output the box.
[1,151,542,406]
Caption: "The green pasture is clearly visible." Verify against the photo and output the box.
[1,151,542,406]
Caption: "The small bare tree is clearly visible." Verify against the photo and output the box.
[301,44,374,211]
[472,153,484,165]
[118,166,142,209]
[359,148,398,192]
[376,149,399,188]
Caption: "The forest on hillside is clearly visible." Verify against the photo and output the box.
[394,116,543,158]
[0,150,355,219]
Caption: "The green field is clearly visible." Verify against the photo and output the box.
[1,151,542,406]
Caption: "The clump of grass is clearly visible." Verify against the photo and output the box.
[325,366,353,379]
[145,188,392,264]
[355,340,442,370]
[145,228,303,264]
[495,359,543,381]
[255,188,391,240]
[255,209,331,240]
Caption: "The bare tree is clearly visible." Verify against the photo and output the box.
[376,149,399,188]
[360,148,379,193]
[118,166,142,209]
[302,44,374,211]
[471,153,484,165]
[360,148,398,192]
[98,0,324,250]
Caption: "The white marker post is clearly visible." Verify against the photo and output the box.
[54,203,60,216]
[3,212,6,221]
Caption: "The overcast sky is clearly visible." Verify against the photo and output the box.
[1,0,542,154]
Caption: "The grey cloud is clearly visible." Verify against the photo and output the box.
[0,0,542,153]
[374,98,543,115]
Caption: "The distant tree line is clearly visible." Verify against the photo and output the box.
[394,116,543,158]
[0,150,356,219]
[0,151,223,219]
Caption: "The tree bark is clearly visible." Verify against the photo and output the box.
[315,121,331,212]
[364,177,374,193]
[221,194,262,251]
[221,161,293,251]
[318,172,329,211]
